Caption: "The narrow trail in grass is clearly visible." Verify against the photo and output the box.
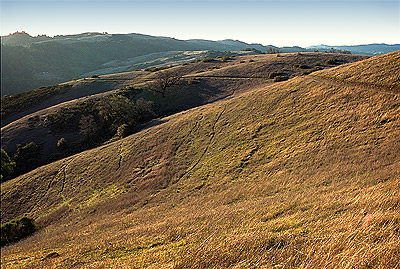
[27,170,61,214]
[176,106,226,183]
[60,157,77,201]
[310,75,400,95]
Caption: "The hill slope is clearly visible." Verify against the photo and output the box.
[1,52,399,268]
[1,53,366,178]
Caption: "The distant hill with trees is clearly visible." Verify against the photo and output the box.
[2,31,398,96]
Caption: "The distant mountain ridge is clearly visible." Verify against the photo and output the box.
[1,31,399,96]
[307,43,400,55]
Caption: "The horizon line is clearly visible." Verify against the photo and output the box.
[2,31,400,48]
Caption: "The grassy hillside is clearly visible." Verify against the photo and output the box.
[1,53,365,179]
[1,52,399,268]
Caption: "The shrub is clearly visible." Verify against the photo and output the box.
[187,79,200,85]
[302,66,324,75]
[202,57,213,63]
[1,148,16,182]
[14,142,40,175]
[294,64,308,69]
[326,58,338,65]
[116,124,130,138]
[268,72,282,79]
[44,100,97,132]
[267,47,279,54]
[57,137,68,152]
[221,55,230,62]
[90,74,99,78]
[144,65,172,72]
[273,75,289,82]
[1,217,37,246]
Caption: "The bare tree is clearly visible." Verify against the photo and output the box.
[151,70,182,97]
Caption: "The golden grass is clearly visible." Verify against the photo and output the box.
[312,50,400,91]
[1,52,400,268]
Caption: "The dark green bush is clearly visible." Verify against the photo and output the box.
[268,72,283,79]
[302,66,324,75]
[273,75,289,82]
[14,142,40,175]
[1,148,16,182]
[326,58,338,65]
[294,64,308,69]
[267,47,279,54]
[201,57,214,63]
[144,65,172,72]
[44,100,97,132]
[187,79,200,85]
[1,217,37,246]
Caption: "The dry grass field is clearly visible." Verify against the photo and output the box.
[1,51,399,268]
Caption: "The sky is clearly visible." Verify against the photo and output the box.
[1,0,399,47]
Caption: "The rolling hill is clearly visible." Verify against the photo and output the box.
[1,31,267,96]
[1,51,399,268]
[1,52,367,178]
[2,31,398,97]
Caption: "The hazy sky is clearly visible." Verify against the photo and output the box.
[1,0,399,47]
